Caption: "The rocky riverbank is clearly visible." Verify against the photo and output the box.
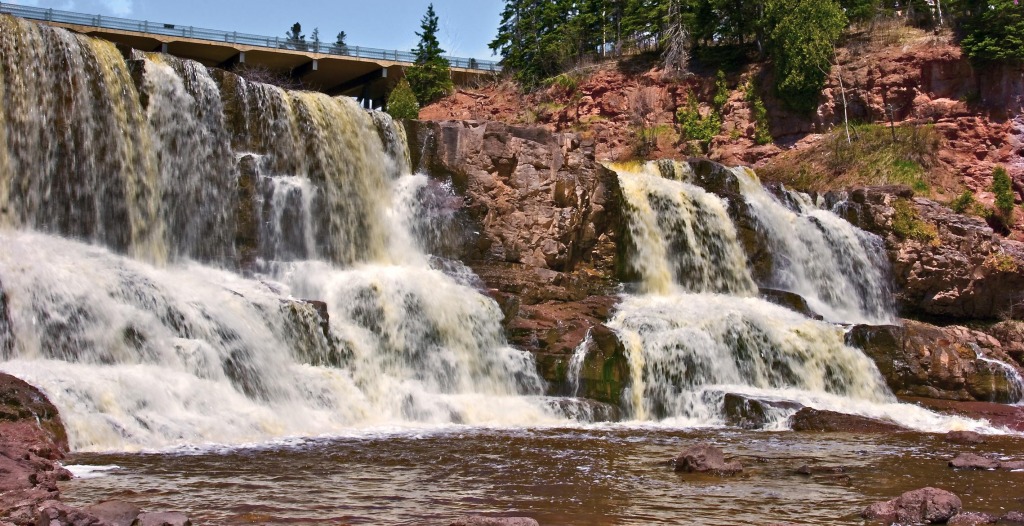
[0,373,192,526]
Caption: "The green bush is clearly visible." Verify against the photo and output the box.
[386,78,419,120]
[951,0,1024,63]
[675,91,721,146]
[764,0,847,113]
[743,80,772,145]
[713,70,730,111]
[992,165,1016,217]
[950,190,975,214]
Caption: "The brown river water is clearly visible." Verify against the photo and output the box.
[60,425,1024,525]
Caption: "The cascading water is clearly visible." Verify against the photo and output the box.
[734,169,896,325]
[608,162,963,429]
[0,19,557,451]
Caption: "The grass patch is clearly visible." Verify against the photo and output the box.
[760,122,947,195]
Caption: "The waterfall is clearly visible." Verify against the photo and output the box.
[566,328,592,397]
[609,162,914,427]
[0,19,557,452]
[734,170,895,325]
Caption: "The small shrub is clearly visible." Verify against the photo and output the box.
[386,78,420,120]
[992,165,1016,217]
[743,79,772,145]
[892,198,938,242]
[713,70,730,112]
[950,190,975,214]
[676,91,721,147]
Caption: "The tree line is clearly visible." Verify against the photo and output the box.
[488,0,1024,112]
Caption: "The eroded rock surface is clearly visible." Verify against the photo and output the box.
[847,319,1024,402]
[673,444,743,475]
[832,186,1024,320]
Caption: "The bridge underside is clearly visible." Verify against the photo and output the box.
[45,22,491,106]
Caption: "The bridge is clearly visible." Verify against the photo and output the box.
[0,2,501,106]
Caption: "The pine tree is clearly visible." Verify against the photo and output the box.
[335,31,348,54]
[285,22,307,51]
[406,4,454,105]
[311,27,321,52]
[386,78,420,120]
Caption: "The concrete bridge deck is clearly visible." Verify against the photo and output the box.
[0,2,500,103]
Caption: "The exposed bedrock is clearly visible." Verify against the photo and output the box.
[847,319,1024,403]
[831,185,1024,321]
[405,120,626,396]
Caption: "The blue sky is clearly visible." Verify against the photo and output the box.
[8,0,505,59]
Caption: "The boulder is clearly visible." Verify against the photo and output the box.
[944,431,987,445]
[863,487,962,524]
[673,444,743,475]
[788,408,904,433]
[1003,511,1024,523]
[84,500,140,526]
[449,517,540,526]
[722,393,803,429]
[948,453,1000,470]
[758,288,821,320]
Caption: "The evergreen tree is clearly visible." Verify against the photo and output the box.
[335,31,348,54]
[764,0,846,113]
[311,27,321,52]
[949,0,1024,62]
[285,22,307,51]
[406,4,454,105]
[387,78,420,120]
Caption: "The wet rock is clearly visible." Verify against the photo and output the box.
[837,187,1024,320]
[135,512,192,526]
[795,464,847,476]
[945,430,987,444]
[35,501,103,526]
[847,320,1024,403]
[1003,511,1024,523]
[948,512,998,525]
[949,453,1000,470]
[722,393,803,429]
[788,408,904,433]
[449,517,540,526]
[863,487,962,524]
[1001,460,1024,470]
[758,288,821,320]
[541,397,621,422]
[673,444,743,475]
[83,500,140,526]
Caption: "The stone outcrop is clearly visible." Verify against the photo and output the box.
[0,373,192,526]
[405,120,627,392]
[863,487,963,525]
[832,185,1024,320]
[847,319,1024,403]
[788,408,905,433]
[722,393,802,429]
[672,444,743,475]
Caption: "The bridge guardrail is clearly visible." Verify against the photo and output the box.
[0,2,501,71]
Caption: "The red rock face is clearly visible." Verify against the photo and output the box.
[420,33,1024,235]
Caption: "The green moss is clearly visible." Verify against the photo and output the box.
[892,198,938,243]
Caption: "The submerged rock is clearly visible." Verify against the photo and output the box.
[450,517,541,526]
[135,512,193,526]
[673,444,743,475]
[758,288,822,320]
[949,453,1001,470]
[863,487,962,524]
[948,512,998,525]
[788,408,904,433]
[945,430,987,445]
[84,500,141,526]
